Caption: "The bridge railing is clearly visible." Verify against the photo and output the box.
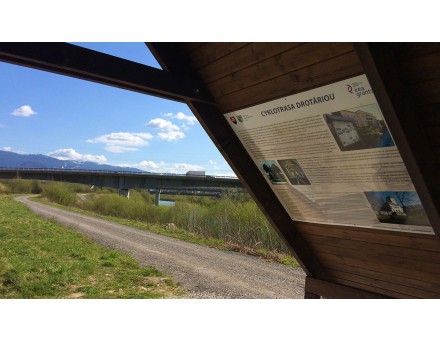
[0,167,238,180]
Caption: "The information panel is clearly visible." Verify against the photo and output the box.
[225,75,433,234]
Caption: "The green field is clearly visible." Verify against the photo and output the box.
[0,195,182,298]
[0,178,299,299]
[0,179,299,270]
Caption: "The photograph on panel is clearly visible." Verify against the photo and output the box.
[277,159,311,185]
[364,191,430,226]
[258,160,287,184]
[323,103,394,152]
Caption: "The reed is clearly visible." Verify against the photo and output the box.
[3,179,292,257]
[78,190,289,253]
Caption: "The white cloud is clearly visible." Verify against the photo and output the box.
[11,105,37,117]
[169,163,204,172]
[146,118,185,141]
[104,145,139,153]
[157,130,185,141]
[118,160,236,177]
[1,147,26,154]
[211,171,237,178]
[47,148,107,164]
[175,112,197,125]
[118,160,204,174]
[87,132,154,153]
[163,112,198,130]
[139,160,165,170]
[146,118,180,131]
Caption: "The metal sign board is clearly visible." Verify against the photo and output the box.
[225,74,433,234]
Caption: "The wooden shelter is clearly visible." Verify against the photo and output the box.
[1,42,440,298]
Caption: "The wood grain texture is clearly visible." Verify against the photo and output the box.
[212,50,364,113]
[199,42,302,84]
[187,42,249,69]
[305,276,390,298]
[156,42,440,298]
[207,42,354,98]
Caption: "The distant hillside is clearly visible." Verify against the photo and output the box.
[0,151,145,173]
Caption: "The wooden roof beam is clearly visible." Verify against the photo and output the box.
[0,42,213,104]
[148,42,330,280]
[355,43,440,237]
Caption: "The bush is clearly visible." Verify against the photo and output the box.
[42,183,77,206]
[31,180,43,194]
[0,182,9,194]
[42,188,289,253]
[0,179,35,194]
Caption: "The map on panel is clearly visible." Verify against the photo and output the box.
[224,74,433,234]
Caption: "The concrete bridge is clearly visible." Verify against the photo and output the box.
[0,168,243,204]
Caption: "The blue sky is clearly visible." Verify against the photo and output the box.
[0,43,235,176]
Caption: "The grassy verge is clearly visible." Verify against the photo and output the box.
[32,195,299,268]
[0,195,182,298]
[0,179,299,268]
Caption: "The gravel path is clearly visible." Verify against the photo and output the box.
[15,196,306,298]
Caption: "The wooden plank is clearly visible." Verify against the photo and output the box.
[0,42,213,104]
[324,272,422,299]
[311,243,440,277]
[304,233,440,264]
[188,42,250,69]
[407,78,440,106]
[208,42,355,98]
[419,103,440,126]
[295,222,440,252]
[305,276,390,299]
[318,259,440,295]
[393,42,440,61]
[355,42,440,237]
[213,50,364,113]
[425,125,440,146]
[312,242,440,297]
[399,52,440,85]
[313,248,440,285]
[176,42,206,54]
[304,291,321,299]
[198,43,304,84]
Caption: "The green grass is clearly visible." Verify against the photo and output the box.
[34,195,300,268]
[1,179,299,268]
[0,195,182,298]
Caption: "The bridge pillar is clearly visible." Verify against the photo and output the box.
[118,176,130,198]
[119,188,130,198]
[154,189,161,206]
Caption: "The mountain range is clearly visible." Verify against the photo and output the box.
[0,150,144,172]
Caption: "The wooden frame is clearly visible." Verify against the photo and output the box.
[2,42,440,298]
[355,43,440,237]
[0,42,213,104]
[148,42,332,280]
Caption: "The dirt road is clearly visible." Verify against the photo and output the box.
[15,196,306,298]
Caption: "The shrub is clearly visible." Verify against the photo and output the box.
[31,180,43,194]
[0,179,35,194]
[42,183,77,206]
[0,182,9,194]
[43,188,290,254]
